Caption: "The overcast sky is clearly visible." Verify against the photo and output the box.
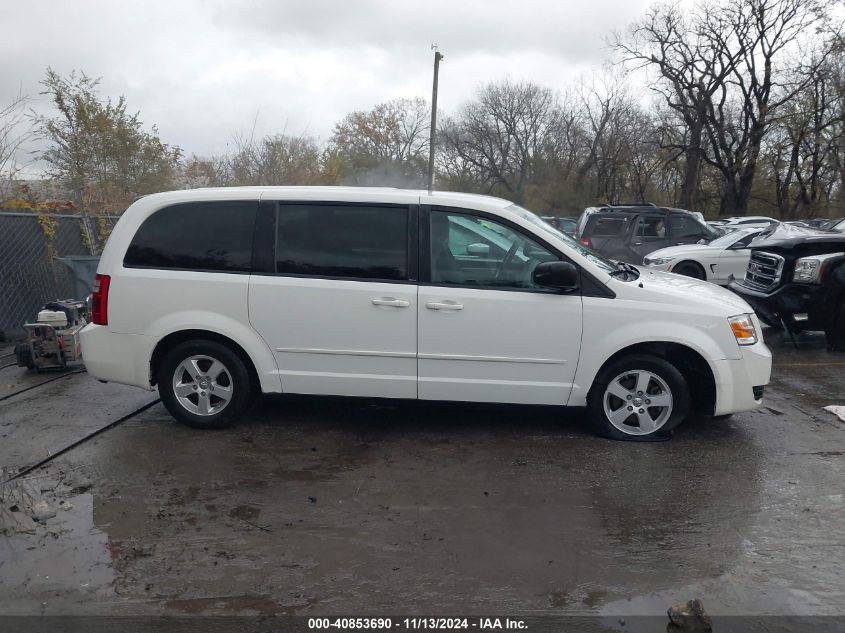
[1,0,657,173]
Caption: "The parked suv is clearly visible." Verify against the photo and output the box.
[577,204,720,264]
[729,223,845,350]
[80,187,771,440]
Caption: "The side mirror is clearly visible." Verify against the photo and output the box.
[466,243,490,257]
[697,238,707,245]
[532,261,579,292]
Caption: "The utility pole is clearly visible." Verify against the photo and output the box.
[427,45,443,194]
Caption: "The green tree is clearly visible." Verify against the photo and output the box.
[36,68,181,214]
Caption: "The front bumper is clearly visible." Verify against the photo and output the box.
[728,280,828,330]
[710,337,772,416]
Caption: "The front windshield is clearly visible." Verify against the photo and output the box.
[506,204,617,274]
[696,217,721,239]
[709,230,750,248]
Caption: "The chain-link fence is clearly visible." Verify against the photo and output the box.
[0,211,117,339]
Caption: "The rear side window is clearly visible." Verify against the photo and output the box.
[587,216,626,237]
[124,201,257,271]
[276,204,408,280]
[635,216,667,238]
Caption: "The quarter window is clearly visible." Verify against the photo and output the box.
[588,217,626,236]
[124,201,257,271]
[276,204,408,280]
[429,211,558,290]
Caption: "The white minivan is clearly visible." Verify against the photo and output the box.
[80,187,772,440]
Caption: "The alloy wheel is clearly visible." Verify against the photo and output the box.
[172,354,234,416]
[602,369,673,435]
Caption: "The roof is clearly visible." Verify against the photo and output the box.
[136,186,515,210]
[584,205,695,215]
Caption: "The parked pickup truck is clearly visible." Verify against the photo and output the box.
[729,224,845,350]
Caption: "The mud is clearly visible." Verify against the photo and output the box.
[0,330,842,617]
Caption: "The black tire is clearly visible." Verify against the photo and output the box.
[672,261,706,280]
[826,297,845,352]
[587,354,691,441]
[158,340,253,429]
[15,342,35,369]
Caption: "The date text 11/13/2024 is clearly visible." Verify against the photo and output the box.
[308,618,528,630]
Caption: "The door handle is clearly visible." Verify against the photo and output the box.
[372,297,410,308]
[632,242,642,246]
[426,301,464,311]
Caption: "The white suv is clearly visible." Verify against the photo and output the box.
[80,187,772,440]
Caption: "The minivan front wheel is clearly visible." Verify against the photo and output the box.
[588,354,690,440]
[158,340,253,429]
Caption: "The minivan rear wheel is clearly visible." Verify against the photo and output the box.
[588,354,690,440]
[158,340,253,429]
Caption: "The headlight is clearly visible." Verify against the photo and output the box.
[645,256,674,266]
[728,314,757,345]
[792,253,844,283]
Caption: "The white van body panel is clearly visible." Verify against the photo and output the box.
[249,276,417,398]
[417,286,582,405]
[80,186,771,422]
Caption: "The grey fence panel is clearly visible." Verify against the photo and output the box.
[0,211,118,339]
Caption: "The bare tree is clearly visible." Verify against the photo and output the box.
[766,49,845,217]
[614,3,743,210]
[439,80,556,203]
[703,0,835,215]
[617,0,838,215]
[182,154,232,188]
[0,91,31,199]
[572,73,643,201]
[330,97,429,186]
[228,130,324,186]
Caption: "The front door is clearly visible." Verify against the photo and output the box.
[418,208,583,405]
[716,232,756,283]
[668,214,708,246]
[628,214,671,263]
[249,202,418,398]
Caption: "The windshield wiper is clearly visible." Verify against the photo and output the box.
[609,261,640,279]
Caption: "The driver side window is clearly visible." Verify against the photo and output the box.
[429,210,557,290]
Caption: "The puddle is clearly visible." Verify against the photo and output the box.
[0,491,115,612]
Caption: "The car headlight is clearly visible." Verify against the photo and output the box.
[792,253,843,283]
[728,314,757,345]
[645,256,674,266]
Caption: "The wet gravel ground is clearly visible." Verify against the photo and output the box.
[0,331,843,619]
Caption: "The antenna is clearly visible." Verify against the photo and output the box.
[428,45,444,193]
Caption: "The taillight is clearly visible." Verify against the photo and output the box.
[92,274,110,325]
[579,237,593,249]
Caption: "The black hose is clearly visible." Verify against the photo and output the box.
[2,398,161,484]
[0,369,87,402]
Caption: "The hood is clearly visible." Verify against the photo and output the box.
[614,267,753,315]
[749,222,845,254]
[645,244,721,260]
